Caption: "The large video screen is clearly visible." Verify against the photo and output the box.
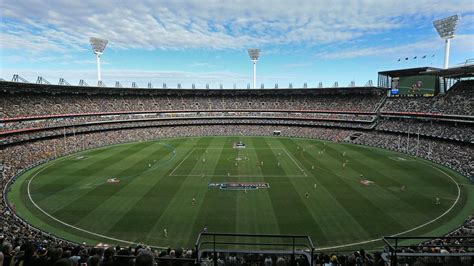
[390,75,436,97]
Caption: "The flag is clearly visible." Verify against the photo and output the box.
[422,55,427,58]
[405,57,409,60]
[397,58,401,62]
[413,56,417,59]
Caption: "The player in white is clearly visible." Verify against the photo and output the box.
[277,162,280,167]
[314,184,317,189]
[436,197,440,205]
[305,192,309,199]
[311,165,315,170]
[163,228,168,238]
[148,163,152,168]
[192,197,196,205]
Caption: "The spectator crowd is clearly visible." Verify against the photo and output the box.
[376,118,473,143]
[381,80,474,116]
[1,91,383,119]
[0,80,473,265]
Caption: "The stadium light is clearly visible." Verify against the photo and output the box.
[90,37,108,86]
[248,48,260,89]
[433,15,459,69]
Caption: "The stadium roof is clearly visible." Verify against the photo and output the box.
[378,65,474,79]
[421,64,474,78]
[0,80,383,96]
[378,67,441,77]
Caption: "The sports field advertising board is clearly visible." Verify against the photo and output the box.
[391,75,436,97]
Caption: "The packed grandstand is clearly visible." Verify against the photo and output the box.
[0,68,473,266]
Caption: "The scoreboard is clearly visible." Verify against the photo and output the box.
[390,75,437,97]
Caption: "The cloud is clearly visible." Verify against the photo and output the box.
[1,0,473,86]
[187,62,215,68]
[315,34,474,59]
[1,0,473,52]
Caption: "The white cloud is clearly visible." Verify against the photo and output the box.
[315,34,474,59]
[187,62,215,68]
[1,0,473,52]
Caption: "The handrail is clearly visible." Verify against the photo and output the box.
[382,236,474,265]
[195,232,315,266]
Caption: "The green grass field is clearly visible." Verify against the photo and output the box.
[8,136,474,251]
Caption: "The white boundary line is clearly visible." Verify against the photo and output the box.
[168,148,194,176]
[316,163,461,251]
[26,158,168,249]
[168,147,307,177]
[282,148,308,177]
[22,144,462,251]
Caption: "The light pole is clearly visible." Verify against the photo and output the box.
[90,37,109,86]
[248,49,260,89]
[433,15,459,69]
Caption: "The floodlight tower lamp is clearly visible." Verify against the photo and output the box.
[90,37,109,85]
[248,48,260,89]
[433,15,459,69]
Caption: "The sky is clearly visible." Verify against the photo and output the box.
[1,0,473,89]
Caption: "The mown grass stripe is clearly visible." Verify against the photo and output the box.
[145,137,227,247]
[100,139,198,243]
[287,139,406,240]
[72,141,182,234]
[51,141,173,225]
[282,138,372,245]
[31,143,153,214]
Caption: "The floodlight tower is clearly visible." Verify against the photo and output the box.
[433,15,459,69]
[248,48,260,89]
[89,37,109,85]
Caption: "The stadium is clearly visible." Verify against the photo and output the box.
[1,2,473,266]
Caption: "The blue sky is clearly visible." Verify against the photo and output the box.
[1,0,473,88]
